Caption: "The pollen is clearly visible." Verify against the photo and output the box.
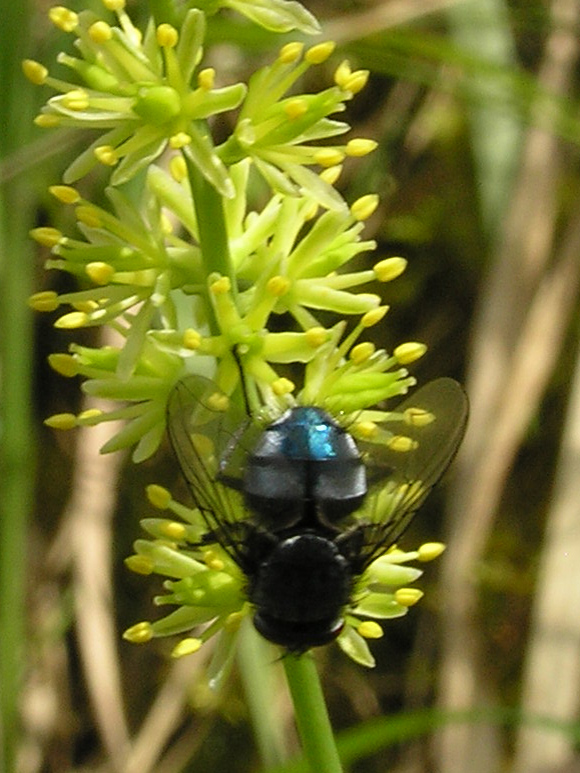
[22,60,48,85]
[284,98,308,120]
[358,621,383,639]
[388,435,418,453]
[279,42,304,64]
[395,588,424,607]
[198,68,215,90]
[44,413,77,430]
[171,637,202,658]
[94,145,119,167]
[86,262,115,285]
[374,256,407,282]
[49,185,81,204]
[418,542,446,562]
[48,6,79,32]
[351,194,379,221]
[48,353,78,377]
[183,328,202,350]
[361,306,388,328]
[395,342,427,365]
[147,484,172,510]
[169,132,191,149]
[62,89,90,111]
[30,227,62,247]
[267,275,291,297]
[305,41,336,64]
[28,291,59,312]
[156,23,179,48]
[170,155,187,182]
[89,20,113,43]
[350,342,375,364]
[346,139,377,157]
[54,311,90,329]
[314,148,345,167]
[123,621,154,644]
[272,377,295,396]
[125,555,154,575]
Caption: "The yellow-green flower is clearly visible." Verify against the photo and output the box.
[123,485,445,670]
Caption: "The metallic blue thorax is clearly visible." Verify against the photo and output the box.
[279,407,339,460]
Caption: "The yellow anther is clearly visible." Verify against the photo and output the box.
[207,391,229,412]
[387,435,418,453]
[49,185,81,204]
[62,89,90,111]
[358,621,383,639]
[198,68,215,90]
[167,132,189,149]
[279,42,304,63]
[183,328,201,350]
[22,60,48,85]
[314,148,345,167]
[48,6,79,32]
[35,114,61,128]
[374,256,407,282]
[171,637,202,658]
[284,98,307,120]
[354,420,378,439]
[305,41,335,64]
[123,621,154,644]
[94,145,119,166]
[267,276,291,297]
[305,326,328,348]
[342,69,370,94]
[334,60,352,89]
[125,554,155,575]
[156,23,179,48]
[89,20,113,42]
[394,342,427,365]
[418,542,446,562]
[204,549,225,571]
[169,155,187,182]
[394,588,424,607]
[210,276,231,295]
[48,353,78,377]
[225,611,244,632]
[319,165,342,185]
[86,262,115,285]
[30,227,62,247]
[161,521,187,540]
[350,194,379,221]
[72,299,99,313]
[44,413,77,430]
[404,406,434,427]
[346,138,377,157]
[28,291,59,312]
[361,306,388,327]
[103,0,126,10]
[54,311,90,329]
[350,342,375,364]
[272,377,295,396]
[146,484,172,509]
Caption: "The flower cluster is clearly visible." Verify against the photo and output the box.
[27,0,444,668]
[123,484,445,672]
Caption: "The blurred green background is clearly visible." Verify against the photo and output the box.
[2,0,580,771]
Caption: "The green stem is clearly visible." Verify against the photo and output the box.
[283,654,344,773]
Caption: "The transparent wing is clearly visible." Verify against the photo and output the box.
[166,375,255,565]
[345,377,468,571]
